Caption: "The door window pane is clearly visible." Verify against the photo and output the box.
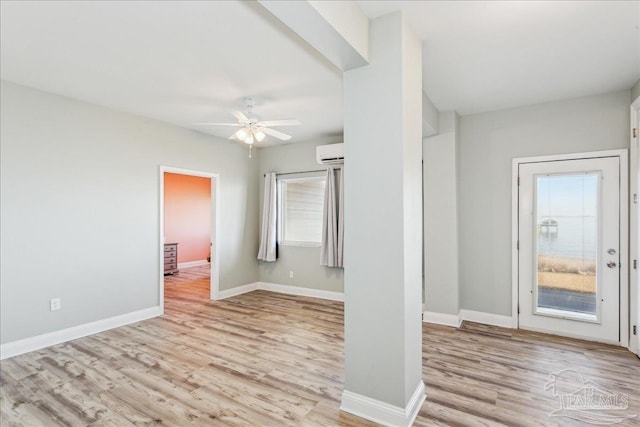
[535,174,598,316]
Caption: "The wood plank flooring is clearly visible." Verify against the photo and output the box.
[1,265,638,426]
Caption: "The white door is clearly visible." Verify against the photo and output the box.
[518,157,620,344]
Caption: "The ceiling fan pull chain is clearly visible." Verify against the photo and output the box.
[249,144,253,159]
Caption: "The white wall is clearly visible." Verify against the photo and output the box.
[422,93,439,137]
[423,112,459,315]
[0,81,260,344]
[257,140,344,292]
[458,90,631,316]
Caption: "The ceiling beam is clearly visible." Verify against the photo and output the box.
[257,0,369,71]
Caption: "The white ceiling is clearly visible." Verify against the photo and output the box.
[0,1,343,146]
[1,1,639,144]
[359,0,640,115]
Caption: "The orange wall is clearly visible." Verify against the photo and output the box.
[164,173,211,264]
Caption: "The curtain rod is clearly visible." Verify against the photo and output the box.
[264,167,341,177]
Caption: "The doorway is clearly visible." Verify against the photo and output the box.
[513,151,628,345]
[159,166,219,312]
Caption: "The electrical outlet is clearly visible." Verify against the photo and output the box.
[50,298,61,311]
[289,271,294,279]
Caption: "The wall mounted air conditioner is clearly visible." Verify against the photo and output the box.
[316,143,344,165]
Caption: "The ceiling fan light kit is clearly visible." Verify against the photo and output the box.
[235,128,248,141]
[194,97,300,158]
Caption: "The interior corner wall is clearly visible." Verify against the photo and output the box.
[164,172,211,264]
[0,80,260,344]
[423,112,459,315]
[257,140,344,293]
[458,90,631,316]
[631,79,640,103]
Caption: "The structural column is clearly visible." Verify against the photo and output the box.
[342,11,425,427]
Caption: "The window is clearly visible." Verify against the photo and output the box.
[279,176,326,246]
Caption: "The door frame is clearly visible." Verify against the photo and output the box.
[630,97,640,355]
[511,149,629,347]
[159,165,220,313]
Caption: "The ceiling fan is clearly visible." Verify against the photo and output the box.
[194,98,300,157]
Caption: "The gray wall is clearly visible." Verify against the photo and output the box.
[257,140,344,292]
[343,11,424,407]
[632,79,640,103]
[423,112,459,314]
[1,81,260,344]
[458,90,631,315]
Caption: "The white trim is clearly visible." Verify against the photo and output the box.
[177,260,209,269]
[619,151,630,347]
[459,309,513,328]
[511,159,520,328]
[511,150,629,346]
[514,149,628,165]
[279,241,322,248]
[422,309,515,329]
[258,282,344,301]
[211,282,345,302]
[422,311,461,327]
[212,283,259,300]
[340,381,425,427]
[630,99,640,356]
[0,306,162,360]
[211,174,221,302]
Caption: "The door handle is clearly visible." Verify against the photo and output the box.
[606,261,618,268]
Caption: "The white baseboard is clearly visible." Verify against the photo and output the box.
[459,309,513,328]
[1,278,343,359]
[422,311,461,328]
[259,282,344,302]
[341,381,425,427]
[212,281,344,302]
[212,282,259,300]
[177,260,209,269]
[422,309,513,329]
[0,306,162,360]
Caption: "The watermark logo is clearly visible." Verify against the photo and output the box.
[545,369,637,425]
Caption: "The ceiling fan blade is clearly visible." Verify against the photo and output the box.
[232,110,250,123]
[257,119,300,127]
[263,127,292,141]
[228,130,239,140]
[193,123,242,126]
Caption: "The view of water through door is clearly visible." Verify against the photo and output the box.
[536,173,598,317]
[518,156,620,343]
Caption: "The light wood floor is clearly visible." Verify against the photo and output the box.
[1,265,638,426]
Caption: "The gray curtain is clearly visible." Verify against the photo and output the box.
[320,167,344,268]
[257,172,277,262]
